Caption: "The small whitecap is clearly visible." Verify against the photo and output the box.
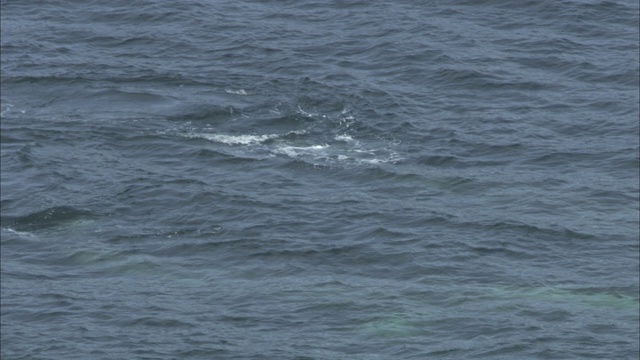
[225,89,249,95]
[187,133,278,145]
[285,130,308,136]
[307,145,328,150]
[3,227,38,240]
[296,106,317,117]
[274,144,329,158]
[272,146,301,158]
[360,158,384,165]
[280,144,328,152]
[335,134,354,142]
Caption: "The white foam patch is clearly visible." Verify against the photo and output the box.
[187,133,278,145]
[275,144,328,155]
[359,157,386,165]
[183,131,402,165]
[334,134,355,142]
[296,106,321,118]
[0,103,26,117]
[225,89,249,95]
[3,227,38,240]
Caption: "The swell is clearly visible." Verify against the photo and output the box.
[1,206,96,232]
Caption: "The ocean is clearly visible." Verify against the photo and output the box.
[1,0,639,359]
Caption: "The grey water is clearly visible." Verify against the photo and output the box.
[1,1,639,359]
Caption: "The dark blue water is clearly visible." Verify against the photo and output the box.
[2,1,639,359]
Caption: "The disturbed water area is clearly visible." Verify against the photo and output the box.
[1,0,639,359]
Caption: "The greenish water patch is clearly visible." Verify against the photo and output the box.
[489,285,640,311]
[358,314,422,338]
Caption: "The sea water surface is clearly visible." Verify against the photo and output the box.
[1,1,639,359]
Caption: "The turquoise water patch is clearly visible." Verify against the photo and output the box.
[358,314,422,338]
[488,285,639,311]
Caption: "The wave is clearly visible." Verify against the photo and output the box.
[183,129,402,166]
[1,206,96,233]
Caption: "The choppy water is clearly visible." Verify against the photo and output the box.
[1,1,639,359]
